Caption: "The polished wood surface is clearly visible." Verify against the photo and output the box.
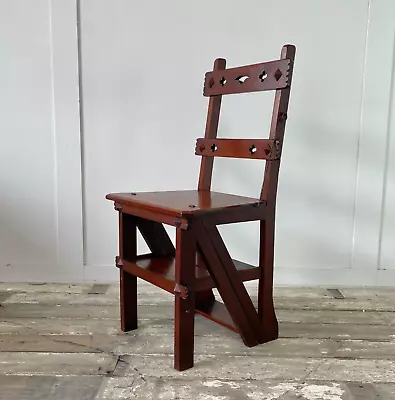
[106,44,296,370]
[106,190,261,217]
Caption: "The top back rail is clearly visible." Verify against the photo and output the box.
[203,58,292,96]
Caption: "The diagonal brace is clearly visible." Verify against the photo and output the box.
[136,218,175,257]
[194,219,261,346]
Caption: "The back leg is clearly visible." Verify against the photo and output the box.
[258,218,278,343]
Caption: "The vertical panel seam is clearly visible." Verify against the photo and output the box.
[377,29,395,273]
[48,0,61,265]
[76,0,87,268]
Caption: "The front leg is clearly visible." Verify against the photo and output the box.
[174,228,196,371]
[119,212,138,332]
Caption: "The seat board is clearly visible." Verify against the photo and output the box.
[106,190,261,217]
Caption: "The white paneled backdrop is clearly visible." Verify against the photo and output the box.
[1,0,395,285]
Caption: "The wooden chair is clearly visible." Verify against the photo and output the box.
[106,44,296,370]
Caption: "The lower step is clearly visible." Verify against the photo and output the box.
[195,300,238,333]
[118,255,260,294]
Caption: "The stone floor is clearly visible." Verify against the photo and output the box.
[0,283,394,399]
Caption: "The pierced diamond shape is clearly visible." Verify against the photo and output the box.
[274,69,283,81]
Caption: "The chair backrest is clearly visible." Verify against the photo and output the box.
[196,44,296,206]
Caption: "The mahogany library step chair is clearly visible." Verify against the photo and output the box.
[106,44,296,371]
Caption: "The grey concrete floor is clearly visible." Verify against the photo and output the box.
[0,283,394,399]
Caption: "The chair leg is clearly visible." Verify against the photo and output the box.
[174,228,196,371]
[258,218,279,343]
[119,212,138,332]
[120,269,138,332]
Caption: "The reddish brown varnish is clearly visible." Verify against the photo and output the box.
[106,44,296,371]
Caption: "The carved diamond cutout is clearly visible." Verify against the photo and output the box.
[274,69,283,81]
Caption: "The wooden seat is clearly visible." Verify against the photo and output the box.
[106,190,265,226]
[106,44,296,370]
